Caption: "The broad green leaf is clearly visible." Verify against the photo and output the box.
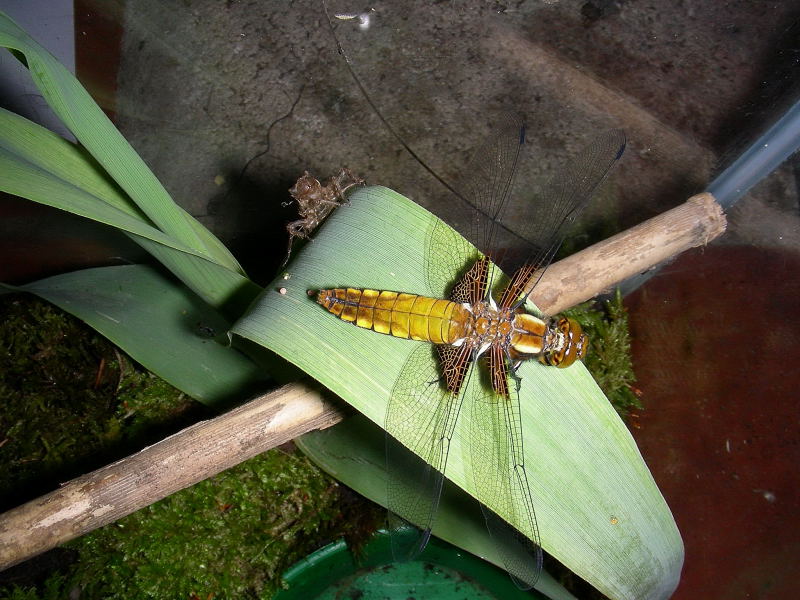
[233,186,683,600]
[297,414,576,600]
[1,265,268,406]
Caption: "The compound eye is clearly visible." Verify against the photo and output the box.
[576,332,589,360]
[556,345,577,368]
[539,317,588,368]
[556,318,587,368]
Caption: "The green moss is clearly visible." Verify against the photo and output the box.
[1,447,379,599]
[67,449,354,599]
[0,575,68,600]
[0,295,201,511]
[563,289,642,418]
[0,295,381,600]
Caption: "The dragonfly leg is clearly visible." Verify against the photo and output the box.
[509,357,524,394]
[425,374,443,387]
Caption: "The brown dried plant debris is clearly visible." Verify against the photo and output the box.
[283,168,364,265]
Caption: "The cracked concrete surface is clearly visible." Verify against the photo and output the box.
[113,0,799,283]
[1,2,797,597]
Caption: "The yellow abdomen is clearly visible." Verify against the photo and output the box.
[316,288,468,345]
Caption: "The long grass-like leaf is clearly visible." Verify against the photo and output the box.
[0,110,261,317]
[1,265,268,406]
[0,136,210,259]
[0,11,251,312]
[0,12,232,264]
[0,107,147,220]
[233,186,683,600]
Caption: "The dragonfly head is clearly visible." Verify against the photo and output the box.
[539,317,588,368]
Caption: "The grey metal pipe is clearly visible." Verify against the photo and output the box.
[619,99,800,296]
[707,99,800,210]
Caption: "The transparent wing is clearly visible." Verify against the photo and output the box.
[466,349,543,589]
[423,114,522,298]
[501,128,627,296]
[457,113,526,259]
[450,115,625,303]
[398,117,624,578]
[385,343,472,560]
[424,217,481,298]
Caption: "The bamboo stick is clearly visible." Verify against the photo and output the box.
[530,193,726,315]
[0,382,344,571]
[0,192,725,571]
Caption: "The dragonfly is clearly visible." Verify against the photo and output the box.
[314,114,625,588]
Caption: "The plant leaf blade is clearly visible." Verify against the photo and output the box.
[2,264,268,406]
[233,186,683,600]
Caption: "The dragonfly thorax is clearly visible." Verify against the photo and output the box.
[455,305,586,368]
[455,301,516,354]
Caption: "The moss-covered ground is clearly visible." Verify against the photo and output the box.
[0,296,381,599]
[0,291,635,599]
